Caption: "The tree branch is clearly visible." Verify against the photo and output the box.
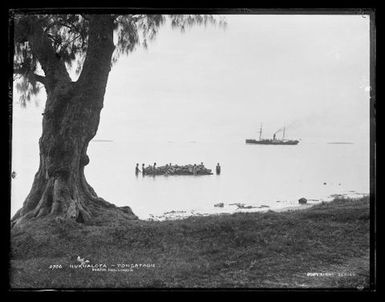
[58,34,82,53]
[13,66,47,86]
[31,73,47,85]
[26,16,72,86]
[77,15,115,92]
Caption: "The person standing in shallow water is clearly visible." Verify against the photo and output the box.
[216,163,221,175]
[135,163,140,176]
[153,162,157,175]
[142,163,145,176]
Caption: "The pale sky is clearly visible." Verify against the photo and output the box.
[13,14,371,145]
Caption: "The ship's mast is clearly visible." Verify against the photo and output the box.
[283,126,286,140]
[259,123,263,140]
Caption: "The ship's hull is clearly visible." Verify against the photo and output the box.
[245,139,299,145]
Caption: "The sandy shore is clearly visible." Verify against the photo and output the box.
[148,193,368,221]
[148,203,318,221]
[272,204,315,212]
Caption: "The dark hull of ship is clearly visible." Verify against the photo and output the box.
[245,139,299,145]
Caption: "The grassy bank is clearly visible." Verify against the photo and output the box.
[10,197,370,289]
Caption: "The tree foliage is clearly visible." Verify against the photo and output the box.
[13,13,226,106]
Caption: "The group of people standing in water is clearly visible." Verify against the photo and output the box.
[135,162,221,176]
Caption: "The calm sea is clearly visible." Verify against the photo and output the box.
[11,140,369,220]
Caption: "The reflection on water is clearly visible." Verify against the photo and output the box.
[11,140,369,220]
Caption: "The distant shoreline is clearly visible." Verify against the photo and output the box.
[327,142,354,144]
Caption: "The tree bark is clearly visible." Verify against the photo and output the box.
[12,15,137,227]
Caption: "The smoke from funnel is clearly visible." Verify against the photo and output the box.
[274,127,285,135]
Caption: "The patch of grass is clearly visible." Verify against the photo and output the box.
[10,196,370,289]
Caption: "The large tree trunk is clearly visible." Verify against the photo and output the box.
[12,15,137,227]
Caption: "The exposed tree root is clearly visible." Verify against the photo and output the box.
[11,171,138,229]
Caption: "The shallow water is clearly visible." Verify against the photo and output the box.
[11,138,369,219]
[86,140,369,219]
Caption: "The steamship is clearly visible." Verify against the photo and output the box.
[246,125,299,145]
